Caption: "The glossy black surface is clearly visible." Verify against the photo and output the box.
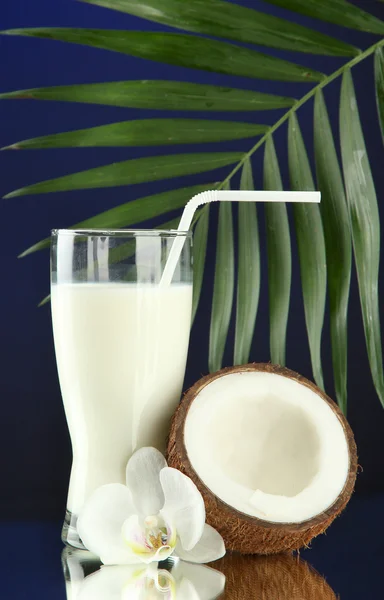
[1,493,383,598]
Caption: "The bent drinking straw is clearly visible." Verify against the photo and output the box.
[160,189,321,286]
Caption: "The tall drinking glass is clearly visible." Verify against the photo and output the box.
[51,229,193,548]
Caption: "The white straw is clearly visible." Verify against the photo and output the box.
[160,189,321,286]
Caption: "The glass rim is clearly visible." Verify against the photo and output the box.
[51,228,192,238]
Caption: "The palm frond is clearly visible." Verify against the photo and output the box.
[263,137,291,367]
[1,29,324,82]
[375,47,384,144]
[288,113,326,390]
[2,0,384,409]
[234,158,260,366]
[314,89,351,413]
[4,153,242,198]
[209,181,234,373]
[264,0,384,35]
[19,184,213,258]
[80,0,359,56]
[0,81,295,111]
[192,206,210,324]
[340,69,384,407]
[3,119,268,150]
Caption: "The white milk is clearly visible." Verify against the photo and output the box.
[51,282,192,515]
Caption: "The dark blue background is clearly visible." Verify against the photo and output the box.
[1,0,384,520]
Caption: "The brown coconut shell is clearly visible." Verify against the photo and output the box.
[167,363,357,555]
[212,552,337,599]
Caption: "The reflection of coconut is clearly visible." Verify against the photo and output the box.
[213,552,336,599]
[168,364,357,554]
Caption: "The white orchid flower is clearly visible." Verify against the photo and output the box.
[75,560,225,600]
[77,447,225,566]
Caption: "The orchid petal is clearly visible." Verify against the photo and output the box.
[77,484,137,565]
[136,544,174,565]
[122,514,176,565]
[171,561,226,599]
[122,566,176,600]
[176,578,200,600]
[160,467,205,551]
[77,565,145,600]
[175,524,226,564]
[126,447,167,516]
[153,568,177,599]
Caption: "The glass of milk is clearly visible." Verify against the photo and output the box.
[51,229,193,548]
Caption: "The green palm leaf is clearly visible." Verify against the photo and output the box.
[263,136,291,367]
[288,113,326,389]
[19,183,213,258]
[265,0,384,35]
[0,81,295,111]
[209,182,234,373]
[4,0,384,411]
[314,89,351,414]
[375,47,384,144]
[80,0,358,57]
[340,69,384,407]
[4,153,242,198]
[38,295,51,307]
[1,29,324,82]
[234,158,259,365]
[3,119,268,150]
[192,206,210,324]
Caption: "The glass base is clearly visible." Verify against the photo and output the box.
[62,509,86,549]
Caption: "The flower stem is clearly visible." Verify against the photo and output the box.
[216,37,384,190]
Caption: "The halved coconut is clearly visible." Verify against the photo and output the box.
[167,363,357,554]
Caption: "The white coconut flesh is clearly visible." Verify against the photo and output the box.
[184,371,350,524]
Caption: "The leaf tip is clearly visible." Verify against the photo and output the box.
[38,295,51,307]
[1,28,23,37]
[3,189,22,199]
[0,92,35,100]
[1,143,21,151]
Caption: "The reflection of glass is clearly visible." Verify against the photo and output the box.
[62,549,101,600]
[61,548,337,599]
[215,552,336,599]
[51,230,193,548]
[61,548,225,600]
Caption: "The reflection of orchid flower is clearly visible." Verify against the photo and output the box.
[76,561,225,600]
[78,447,225,565]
